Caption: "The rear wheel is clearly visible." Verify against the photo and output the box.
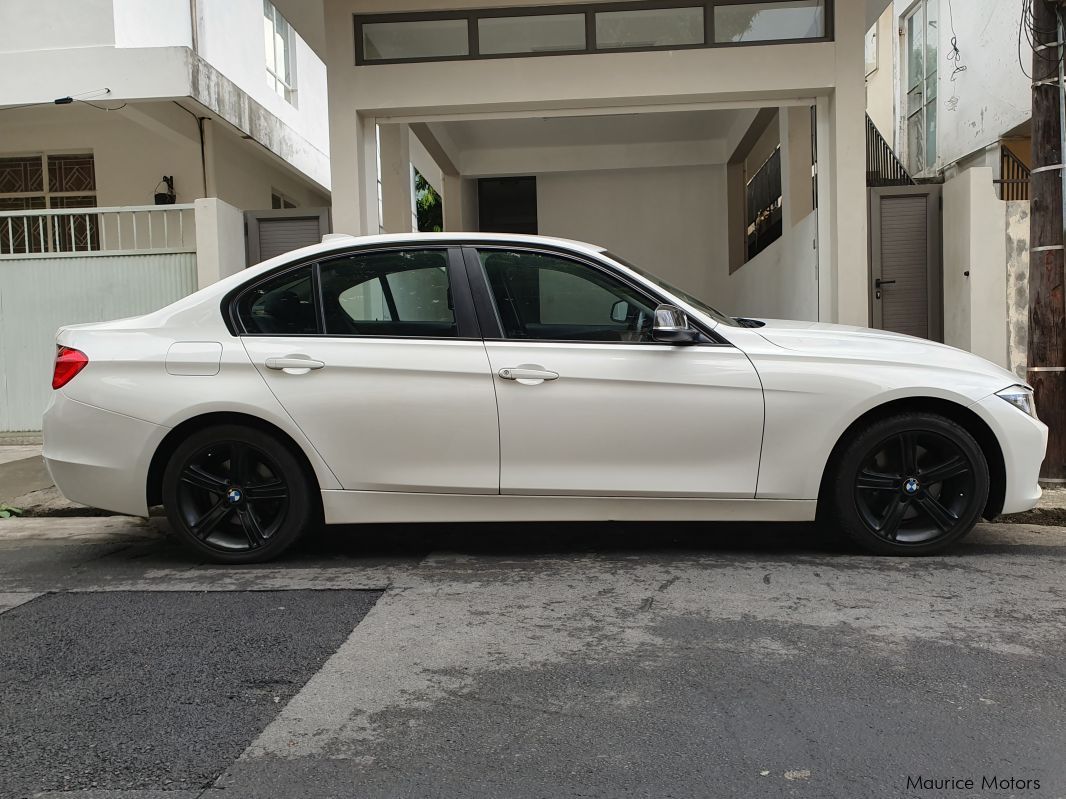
[827,413,989,555]
[162,424,315,563]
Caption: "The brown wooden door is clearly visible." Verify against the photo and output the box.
[869,186,942,341]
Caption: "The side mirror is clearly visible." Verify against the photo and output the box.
[610,299,629,323]
[652,304,700,344]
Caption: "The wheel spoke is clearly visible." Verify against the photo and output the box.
[915,494,959,531]
[230,442,252,484]
[876,497,909,541]
[236,506,267,549]
[191,498,233,539]
[920,455,969,485]
[898,433,918,475]
[857,469,900,490]
[244,479,288,502]
[180,464,228,495]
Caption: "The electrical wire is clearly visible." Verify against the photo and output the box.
[945,0,968,111]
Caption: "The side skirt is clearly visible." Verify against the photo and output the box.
[321,490,817,525]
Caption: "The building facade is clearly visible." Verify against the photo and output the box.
[274,0,889,329]
[0,0,332,430]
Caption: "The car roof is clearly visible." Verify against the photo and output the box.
[292,232,607,261]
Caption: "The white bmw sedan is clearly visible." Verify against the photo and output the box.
[43,234,1046,563]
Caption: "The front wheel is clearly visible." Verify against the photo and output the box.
[827,413,989,556]
[162,424,315,563]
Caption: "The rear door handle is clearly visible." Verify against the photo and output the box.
[499,367,559,382]
[265,356,325,372]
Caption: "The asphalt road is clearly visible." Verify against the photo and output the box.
[1,517,1064,799]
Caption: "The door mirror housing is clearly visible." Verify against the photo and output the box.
[652,304,700,344]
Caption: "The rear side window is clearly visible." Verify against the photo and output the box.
[236,265,319,335]
[319,250,457,337]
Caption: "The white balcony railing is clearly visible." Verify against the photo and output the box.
[0,204,197,258]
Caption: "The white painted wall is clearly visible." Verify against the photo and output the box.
[536,166,730,310]
[194,198,246,287]
[196,0,330,160]
[1,104,328,211]
[0,0,115,53]
[886,0,1029,172]
[112,0,191,48]
[728,210,819,321]
[942,167,1009,367]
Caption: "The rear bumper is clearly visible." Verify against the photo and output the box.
[973,394,1048,515]
[42,391,167,517]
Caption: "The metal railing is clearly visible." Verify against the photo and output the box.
[0,204,196,258]
[995,146,1031,201]
[866,115,914,187]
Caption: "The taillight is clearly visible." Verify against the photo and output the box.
[52,346,89,389]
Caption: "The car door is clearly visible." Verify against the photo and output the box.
[237,246,499,494]
[464,245,764,498]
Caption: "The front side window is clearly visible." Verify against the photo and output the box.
[237,265,319,335]
[478,249,657,342]
[319,250,457,337]
[264,0,296,104]
[904,0,937,174]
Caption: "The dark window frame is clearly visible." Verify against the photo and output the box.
[354,0,834,65]
[226,245,482,340]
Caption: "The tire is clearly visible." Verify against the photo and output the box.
[162,424,316,564]
[826,413,989,556]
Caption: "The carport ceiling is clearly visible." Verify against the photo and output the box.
[431,108,742,152]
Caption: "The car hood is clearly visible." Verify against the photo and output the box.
[747,318,1024,387]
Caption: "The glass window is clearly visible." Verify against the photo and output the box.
[595,7,704,49]
[263,1,296,104]
[362,19,470,61]
[0,153,97,255]
[237,266,319,336]
[319,250,456,337]
[479,14,586,55]
[714,1,826,43]
[904,0,937,174]
[479,250,657,342]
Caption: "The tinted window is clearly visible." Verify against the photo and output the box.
[320,250,457,337]
[236,265,319,335]
[478,250,657,342]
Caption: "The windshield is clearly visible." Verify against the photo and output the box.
[601,251,738,327]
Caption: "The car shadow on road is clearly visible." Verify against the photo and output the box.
[293,520,847,561]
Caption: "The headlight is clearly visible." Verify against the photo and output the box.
[996,385,1037,418]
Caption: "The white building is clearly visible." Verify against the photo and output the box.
[866,0,1031,377]
[0,0,332,430]
[269,0,889,336]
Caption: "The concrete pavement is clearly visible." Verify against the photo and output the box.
[1,517,1065,798]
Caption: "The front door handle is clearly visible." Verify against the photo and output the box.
[265,356,325,373]
[499,367,559,382]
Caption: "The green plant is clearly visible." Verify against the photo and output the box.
[0,504,23,519]
[415,170,443,232]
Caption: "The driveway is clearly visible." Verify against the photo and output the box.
[1,516,1064,799]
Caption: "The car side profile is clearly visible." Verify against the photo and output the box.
[42,233,1047,563]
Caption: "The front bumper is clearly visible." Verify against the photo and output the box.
[42,390,168,517]
[973,393,1048,515]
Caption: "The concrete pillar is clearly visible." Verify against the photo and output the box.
[194,198,246,287]
[442,173,464,231]
[827,1,869,326]
[379,123,414,234]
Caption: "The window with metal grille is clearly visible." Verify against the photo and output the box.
[745,146,782,261]
[0,153,97,253]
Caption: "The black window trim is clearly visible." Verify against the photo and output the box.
[460,243,730,347]
[354,0,834,66]
[225,244,482,341]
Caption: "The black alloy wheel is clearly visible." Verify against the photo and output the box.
[162,425,315,563]
[829,413,989,555]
